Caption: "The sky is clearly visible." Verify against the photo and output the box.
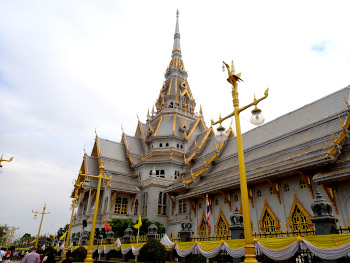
[1,0,350,240]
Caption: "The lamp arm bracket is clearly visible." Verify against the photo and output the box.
[238,88,269,113]
[212,112,235,126]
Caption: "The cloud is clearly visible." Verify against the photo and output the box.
[1,0,350,238]
[311,41,335,55]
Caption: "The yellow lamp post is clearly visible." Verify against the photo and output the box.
[32,204,50,248]
[0,154,14,174]
[211,61,268,263]
[62,180,84,260]
[80,158,111,263]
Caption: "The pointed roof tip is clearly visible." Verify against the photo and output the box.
[176,9,179,17]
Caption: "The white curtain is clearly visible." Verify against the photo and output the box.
[197,243,223,258]
[222,242,245,258]
[175,244,196,257]
[302,239,350,260]
[255,240,299,261]
[160,234,175,248]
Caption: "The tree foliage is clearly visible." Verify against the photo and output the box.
[138,239,167,263]
[108,218,164,237]
[21,233,32,243]
[0,225,9,239]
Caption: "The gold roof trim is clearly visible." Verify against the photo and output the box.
[182,136,227,186]
[136,119,146,142]
[153,116,163,137]
[91,134,101,157]
[122,132,134,165]
[185,127,214,164]
[141,152,183,162]
[325,105,350,157]
[185,115,204,140]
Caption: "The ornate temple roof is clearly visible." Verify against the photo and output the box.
[167,86,350,198]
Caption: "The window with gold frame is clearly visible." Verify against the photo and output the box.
[299,180,306,189]
[292,206,309,231]
[216,217,228,237]
[199,219,207,238]
[284,183,290,192]
[115,197,121,214]
[121,198,128,214]
[257,189,262,197]
[115,197,128,214]
[262,210,276,233]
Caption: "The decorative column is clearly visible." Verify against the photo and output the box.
[229,207,244,263]
[311,189,339,263]
[179,216,192,242]
[147,223,158,241]
[178,216,193,263]
[229,207,244,239]
[311,189,338,235]
[122,226,133,262]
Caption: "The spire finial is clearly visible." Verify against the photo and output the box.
[172,10,181,57]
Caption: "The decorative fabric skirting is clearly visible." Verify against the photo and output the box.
[53,234,350,260]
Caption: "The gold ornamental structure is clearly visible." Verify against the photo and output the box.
[61,180,84,260]
[212,61,268,263]
[32,204,50,248]
[79,158,112,263]
[0,154,14,173]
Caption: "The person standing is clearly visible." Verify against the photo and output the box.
[0,248,6,263]
[22,247,40,263]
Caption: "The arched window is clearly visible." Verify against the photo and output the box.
[215,209,229,237]
[166,143,169,147]
[292,206,309,231]
[177,144,179,148]
[216,217,228,237]
[288,192,312,231]
[257,189,262,197]
[262,210,276,233]
[159,143,163,147]
[199,217,208,238]
[180,145,183,149]
[234,195,239,202]
[299,180,306,189]
[284,183,290,192]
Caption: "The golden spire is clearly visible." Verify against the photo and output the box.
[199,105,203,116]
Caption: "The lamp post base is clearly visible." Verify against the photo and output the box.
[243,244,258,263]
[84,250,94,263]
[61,248,67,261]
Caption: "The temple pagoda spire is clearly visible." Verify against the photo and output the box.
[151,11,196,118]
[172,9,181,58]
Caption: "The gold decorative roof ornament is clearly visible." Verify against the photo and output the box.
[324,104,350,157]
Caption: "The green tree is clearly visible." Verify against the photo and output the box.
[0,225,9,239]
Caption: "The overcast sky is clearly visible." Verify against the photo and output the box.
[1,0,350,239]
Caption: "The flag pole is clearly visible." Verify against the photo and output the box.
[206,194,209,241]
